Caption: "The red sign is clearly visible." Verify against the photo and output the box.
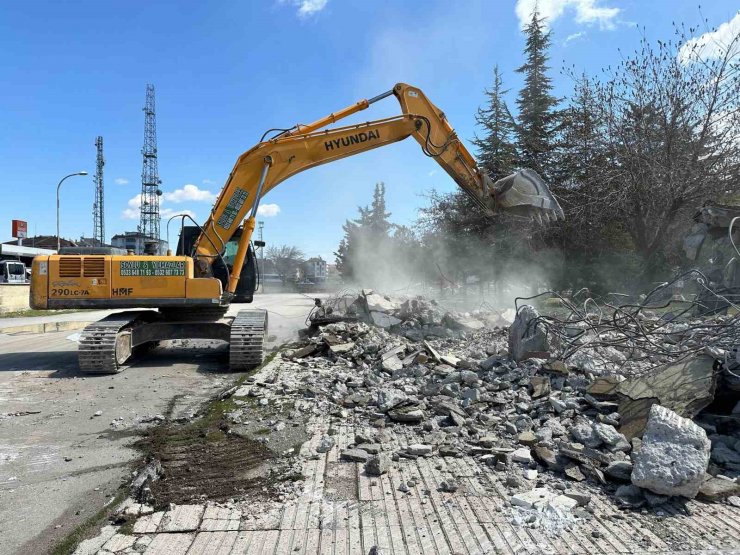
[12,220,27,239]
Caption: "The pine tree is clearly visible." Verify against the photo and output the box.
[472,66,517,180]
[515,9,559,178]
[555,75,602,187]
[368,182,392,237]
[334,183,392,281]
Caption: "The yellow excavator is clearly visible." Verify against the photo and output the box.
[30,83,564,374]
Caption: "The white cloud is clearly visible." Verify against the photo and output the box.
[257,203,281,217]
[428,170,437,177]
[281,0,328,18]
[114,178,129,185]
[161,208,196,220]
[122,195,142,219]
[164,184,216,203]
[121,193,197,222]
[678,12,740,64]
[515,0,620,30]
[565,31,585,44]
[202,178,216,185]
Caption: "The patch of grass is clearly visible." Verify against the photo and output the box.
[51,489,128,555]
[138,350,280,454]
[0,308,83,319]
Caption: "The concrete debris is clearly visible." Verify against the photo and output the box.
[614,355,718,439]
[604,460,633,482]
[276,290,736,514]
[407,443,433,456]
[365,454,391,476]
[316,436,335,453]
[340,449,370,463]
[614,484,646,509]
[631,405,711,498]
[508,305,550,361]
[698,475,740,501]
[131,460,162,502]
[511,447,533,464]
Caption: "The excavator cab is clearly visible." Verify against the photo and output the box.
[176,225,258,303]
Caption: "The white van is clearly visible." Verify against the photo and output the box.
[0,260,27,284]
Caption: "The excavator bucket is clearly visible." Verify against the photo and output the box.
[488,169,565,223]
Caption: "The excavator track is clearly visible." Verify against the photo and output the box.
[78,311,152,374]
[229,309,267,371]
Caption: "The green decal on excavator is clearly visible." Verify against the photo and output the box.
[217,188,249,230]
[119,261,186,277]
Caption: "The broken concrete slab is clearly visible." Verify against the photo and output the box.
[511,447,533,464]
[529,376,551,398]
[365,454,391,476]
[508,305,550,362]
[388,406,425,423]
[698,475,740,501]
[511,488,552,509]
[564,464,586,482]
[370,311,402,328]
[631,405,710,498]
[407,444,433,456]
[363,292,400,313]
[160,504,205,532]
[377,389,407,412]
[605,460,633,482]
[329,342,355,354]
[587,375,625,396]
[614,484,646,508]
[340,449,371,463]
[291,344,318,359]
[316,436,335,453]
[593,423,630,452]
[616,354,717,439]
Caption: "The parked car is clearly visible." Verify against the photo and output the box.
[0,260,27,284]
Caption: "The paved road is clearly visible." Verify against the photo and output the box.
[0,294,318,555]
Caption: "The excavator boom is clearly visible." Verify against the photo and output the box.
[193,83,563,294]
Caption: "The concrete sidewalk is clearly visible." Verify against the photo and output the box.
[0,309,121,334]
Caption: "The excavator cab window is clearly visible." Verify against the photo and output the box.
[176,225,257,303]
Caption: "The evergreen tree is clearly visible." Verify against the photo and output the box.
[472,66,517,180]
[334,183,392,281]
[515,9,559,178]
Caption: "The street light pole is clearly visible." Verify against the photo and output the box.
[56,171,88,252]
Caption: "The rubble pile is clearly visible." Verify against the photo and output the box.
[525,278,740,378]
[309,288,514,340]
[240,289,739,529]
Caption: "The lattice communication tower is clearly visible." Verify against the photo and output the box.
[93,136,105,244]
[139,84,162,244]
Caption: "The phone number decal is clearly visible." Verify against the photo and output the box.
[119,261,186,277]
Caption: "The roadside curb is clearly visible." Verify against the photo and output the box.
[0,320,92,335]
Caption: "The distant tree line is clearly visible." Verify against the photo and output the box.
[335,10,740,294]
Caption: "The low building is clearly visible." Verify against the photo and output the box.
[77,236,110,248]
[4,235,76,251]
[111,232,168,255]
[303,256,328,283]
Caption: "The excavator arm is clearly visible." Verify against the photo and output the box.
[193,83,564,297]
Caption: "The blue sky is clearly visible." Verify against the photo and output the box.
[1,0,738,259]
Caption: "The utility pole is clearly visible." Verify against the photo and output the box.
[93,136,105,245]
[258,220,265,293]
[139,84,162,253]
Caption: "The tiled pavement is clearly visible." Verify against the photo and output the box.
[74,361,740,555]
